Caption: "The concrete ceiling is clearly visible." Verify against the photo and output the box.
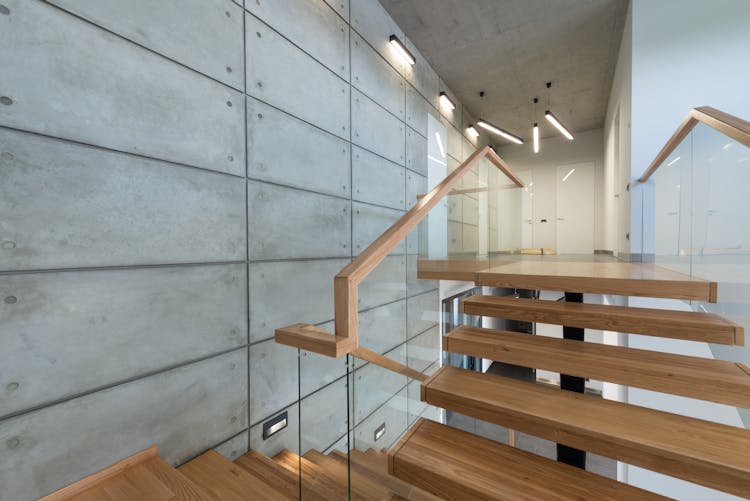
[378,0,628,142]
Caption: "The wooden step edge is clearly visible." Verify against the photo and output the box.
[305,450,392,500]
[388,419,429,476]
[737,363,750,377]
[444,325,750,408]
[145,456,211,500]
[39,445,158,500]
[234,450,300,499]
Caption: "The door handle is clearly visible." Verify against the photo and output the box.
[557,217,565,221]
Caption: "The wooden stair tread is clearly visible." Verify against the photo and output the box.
[329,449,443,501]
[462,295,744,345]
[179,451,288,501]
[75,456,209,501]
[304,449,392,500]
[474,259,717,302]
[234,450,300,500]
[274,449,347,500]
[444,325,750,408]
[388,418,670,500]
[422,366,750,497]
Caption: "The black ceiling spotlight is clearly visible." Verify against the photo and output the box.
[389,34,415,65]
[544,82,575,140]
[476,118,524,145]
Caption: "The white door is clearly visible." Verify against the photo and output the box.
[517,171,534,249]
[556,162,595,253]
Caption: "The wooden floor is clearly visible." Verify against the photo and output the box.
[422,366,750,497]
[417,255,717,302]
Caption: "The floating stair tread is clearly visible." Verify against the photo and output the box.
[388,418,670,500]
[274,449,346,500]
[179,451,289,501]
[475,259,717,302]
[73,456,209,501]
[444,325,750,408]
[329,449,443,501]
[422,366,750,497]
[234,450,299,500]
[304,450,392,500]
[461,295,744,345]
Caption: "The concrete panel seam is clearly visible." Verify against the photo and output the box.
[0,345,248,423]
[0,260,247,277]
[0,125,246,181]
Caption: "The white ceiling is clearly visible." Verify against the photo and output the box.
[378,0,628,142]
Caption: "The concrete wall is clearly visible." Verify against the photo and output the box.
[0,1,480,498]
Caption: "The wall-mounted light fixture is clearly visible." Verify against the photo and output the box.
[545,110,574,140]
[262,411,288,440]
[439,91,456,111]
[389,34,415,65]
[533,123,540,153]
[477,119,524,145]
[466,125,479,138]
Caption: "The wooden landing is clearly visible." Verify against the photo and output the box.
[417,255,717,302]
[462,295,744,345]
[388,418,671,500]
[422,366,750,497]
[444,325,750,408]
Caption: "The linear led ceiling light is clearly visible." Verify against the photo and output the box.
[439,91,456,111]
[467,125,479,138]
[477,119,524,145]
[545,110,574,140]
[389,34,415,65]
[533,123,540,153]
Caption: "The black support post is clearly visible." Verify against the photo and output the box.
[556,291,587,469]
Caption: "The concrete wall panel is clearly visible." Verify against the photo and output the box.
[405,86,434,139]
[351,32,405,120]
[247,97,350,198]
[323,0,349,20]
[406,169,427,207]
[0,0,244,175]
[353,344,406,425]
[407,325,440,373]
[354,388,407,450]
[249,339,298,425]
[350,0,408,77]
[246,0,348,80]
[300,377,350,453]
[352,146,405,210]
[358,255,406,311]
[0,264,246,418]
[0,350,247,501]
[246,14,349,139]
[249,403,300,457]
[48,0,244,89]
[405,40,439,105]
[358,300,406,355]
[247,181,350,260]
[406,127,428,177]
[214,430,249,461]
[0,129,246,271]
[300,346,348,398]
[407,290,439,338]
[352,90,405,166]
[445,121,463,161]
[353,202,405,255]
[248,259,347,343]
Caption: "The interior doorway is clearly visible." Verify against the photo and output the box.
[556,162,595,253]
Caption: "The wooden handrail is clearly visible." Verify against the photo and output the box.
[638,106,750,183]
[275,145,523,379]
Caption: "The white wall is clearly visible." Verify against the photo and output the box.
[498,129,605,251]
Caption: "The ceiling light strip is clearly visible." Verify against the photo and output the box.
[533,123,540,153]
[545,110,574,140]
[476,119,524,145]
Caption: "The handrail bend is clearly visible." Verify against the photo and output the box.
[638,106,750,183]
[275,145,523,373]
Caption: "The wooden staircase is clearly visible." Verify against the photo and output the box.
[40,443,439,500]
